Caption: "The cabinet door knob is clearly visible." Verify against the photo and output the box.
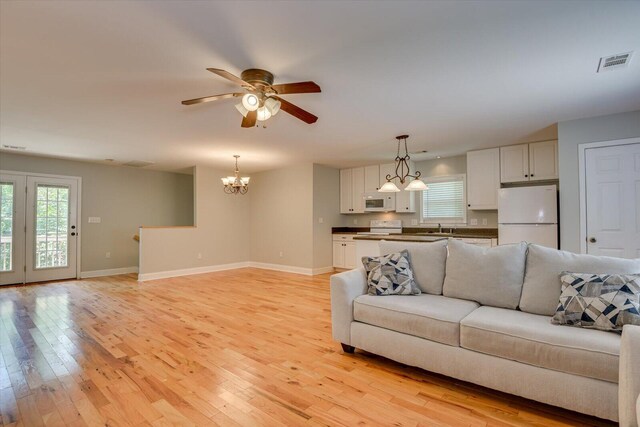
[531,174,534,177]
[589,237,597,243]
[468,204,471,207]
[525,174,529,177]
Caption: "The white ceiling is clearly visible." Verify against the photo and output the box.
[1,1,639,173]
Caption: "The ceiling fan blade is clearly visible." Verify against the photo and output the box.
[241,110,257,128]
[207,68,255,89]
[273,96,318,124]
[181,93,242,105]
[270,81,321,95]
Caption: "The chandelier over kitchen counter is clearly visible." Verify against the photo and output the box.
[378,135,429,192]
[221,155,250,195]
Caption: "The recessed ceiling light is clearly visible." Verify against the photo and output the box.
[436,156,441,159]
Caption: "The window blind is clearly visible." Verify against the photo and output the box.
[421,176,466,223]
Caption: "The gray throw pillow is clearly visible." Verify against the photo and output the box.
[362,250,420,296]
[552,272,640,332]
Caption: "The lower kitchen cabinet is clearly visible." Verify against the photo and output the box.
[333,235,357,269]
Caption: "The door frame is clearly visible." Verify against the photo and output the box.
[577,137,640,254]
[0,170,82,281]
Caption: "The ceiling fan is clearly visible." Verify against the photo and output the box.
[182,68,321,128]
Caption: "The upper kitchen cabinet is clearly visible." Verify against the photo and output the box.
[467,148,500,210]
[364,165,381,192]
[528,140,558,181]
[500,144,529,183]
[340,167,365,213]
[500,140,558,183]
[395,180,416,213]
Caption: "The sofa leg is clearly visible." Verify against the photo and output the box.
[341,343,355,354]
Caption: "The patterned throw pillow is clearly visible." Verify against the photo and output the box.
[362,250,420,296]
[552,272,640,332]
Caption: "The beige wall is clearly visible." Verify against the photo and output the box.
[249,163,314,269]
[0,152,193,273]
[343,155,498,228]
[558,110,640,252]
[313,164,341,269]
[139,166,250,277]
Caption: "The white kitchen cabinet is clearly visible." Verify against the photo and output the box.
[529,140,558,181]
[500,141,558,183]
[395,180,416,213]
[364,165,380,192]
[467,148,500,210]
[339,167,365,213]
[500,144,529,183]
[333,235,357,269]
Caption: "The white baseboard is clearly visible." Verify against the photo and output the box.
[80,266,138,278]
[248,262,334,276]
[137,262,251,282]
[137,262,334,282]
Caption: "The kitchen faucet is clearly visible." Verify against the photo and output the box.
[438,223,442,233]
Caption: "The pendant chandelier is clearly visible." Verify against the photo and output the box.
[221,155,250,195]
[379,135,429,192]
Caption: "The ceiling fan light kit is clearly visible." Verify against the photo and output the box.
[182,68,320,127]
[379,135,429,193]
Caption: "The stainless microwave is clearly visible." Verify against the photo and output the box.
[363,192,396,212]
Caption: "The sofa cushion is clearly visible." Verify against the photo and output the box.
[442,239,527,309]
[552,272,640,332]
[379,240,448,295]
[460,306,621,383]
[353,294,479,347]
[519,244,640,316]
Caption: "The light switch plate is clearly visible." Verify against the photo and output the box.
[88,217,101,223]
[411,219,418,226]
[469,218,478,226]
[482,218,488,225]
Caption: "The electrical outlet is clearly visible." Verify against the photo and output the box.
[279,251,284,258]
[353,219,358,225]
[482,218,488,226]
[411,219,418,226]
[469,218,478,226]
[88,217,101,223]
[105,252,111,259]
[318,217,324,224]
[197,253,202,259]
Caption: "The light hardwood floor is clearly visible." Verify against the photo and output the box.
[0,268,614,426]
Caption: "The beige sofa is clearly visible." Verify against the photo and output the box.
[330,239,640,425]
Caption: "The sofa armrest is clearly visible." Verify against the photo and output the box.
[620,324,640,427]
[330,268,367,346]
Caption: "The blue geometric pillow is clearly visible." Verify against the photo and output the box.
[551,272,640,332]
[362,250,420,296]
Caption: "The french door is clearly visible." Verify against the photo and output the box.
[0,173,79,285]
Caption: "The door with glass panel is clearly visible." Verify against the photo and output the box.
[0,174,26,285]
[25,176,78,283]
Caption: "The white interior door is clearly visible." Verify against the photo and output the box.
[0,174,26,285]
[25,176,79,283]
[585,142,640,258]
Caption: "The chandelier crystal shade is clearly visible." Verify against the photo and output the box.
[221,155,250,195]
[378,135,429,192]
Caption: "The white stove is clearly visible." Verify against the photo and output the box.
[357,220,403,235]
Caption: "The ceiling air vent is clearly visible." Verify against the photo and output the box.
[2,144,26,150]
[123,160,154,168]
[597,51,632,72]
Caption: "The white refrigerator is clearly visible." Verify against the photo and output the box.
[498,185,558,248]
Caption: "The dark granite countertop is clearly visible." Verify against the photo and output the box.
[332,227,498,239]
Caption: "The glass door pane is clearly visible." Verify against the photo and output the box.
[0,182,14,272]
[35,184,69,269]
